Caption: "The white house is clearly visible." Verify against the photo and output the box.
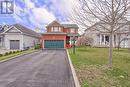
[0,24,41,50]
[84,21,130,48]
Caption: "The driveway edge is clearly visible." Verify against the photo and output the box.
[0,50,40,63]
[66,49,81,87]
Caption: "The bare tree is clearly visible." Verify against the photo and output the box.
[71,0,130,67]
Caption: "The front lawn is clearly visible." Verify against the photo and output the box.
[69,47,130,87]
[0,49,36,62]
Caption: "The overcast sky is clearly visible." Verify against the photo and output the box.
[0,0,76,32]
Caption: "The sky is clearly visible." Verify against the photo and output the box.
[0,0,76,32]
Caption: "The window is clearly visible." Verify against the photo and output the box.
[105,36,109,42]
[114,35,116,42]
[102,35,109,43]
[71,28,75,33]
[51,27,61,32]
[54,27,59,32]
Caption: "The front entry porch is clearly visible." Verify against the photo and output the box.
[99,34,110,46]
[66,36,78,48]
[98,34,118,47]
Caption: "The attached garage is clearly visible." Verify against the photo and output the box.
[44,40,64,48]
[10,40,20,50]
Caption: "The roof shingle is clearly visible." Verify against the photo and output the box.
[61,24,79,28]
[14,24,41,38]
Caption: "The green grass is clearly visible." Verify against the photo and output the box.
[68,47,130,87]
[0,49,36,61]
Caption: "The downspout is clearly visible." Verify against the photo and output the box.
[21,32,24,50]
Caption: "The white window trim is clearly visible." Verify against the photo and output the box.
[51,27,61,32]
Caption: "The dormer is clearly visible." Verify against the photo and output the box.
[46,21,63,33]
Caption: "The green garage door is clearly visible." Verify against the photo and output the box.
[44,40,64,48]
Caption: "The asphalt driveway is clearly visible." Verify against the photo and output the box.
[0,49,75,87]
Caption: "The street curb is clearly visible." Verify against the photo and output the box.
[0,50,40,64]
[66,49,81,87]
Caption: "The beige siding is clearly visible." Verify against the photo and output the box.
[23,35,39,48]
[4,34,23,50]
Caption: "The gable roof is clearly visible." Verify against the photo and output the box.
[85,18,129,32]
[13,24,41,38]
[46,20,79,29]
[46,20,62,27]
[0,25,12,33]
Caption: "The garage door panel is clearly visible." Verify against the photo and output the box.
[10,40,20,50]
[44,40,64,48]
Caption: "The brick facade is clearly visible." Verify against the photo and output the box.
[42,21,79,49]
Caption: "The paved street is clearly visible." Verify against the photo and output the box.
[0,49,75,87]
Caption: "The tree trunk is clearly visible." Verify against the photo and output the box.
[108,33,113,68]
[129,48,130,53]
[117,35,121,51]
[128,39,130,53]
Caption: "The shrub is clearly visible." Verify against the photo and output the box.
[13,51,16,53]
[24,47,29,51]
[0,54,3,57]
[76,36,93,47]
[34,44,42,49]
[9,51,13,54]
[4,52,9,56]
[17,50,20,53]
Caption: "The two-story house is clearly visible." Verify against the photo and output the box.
[42,21,80,49]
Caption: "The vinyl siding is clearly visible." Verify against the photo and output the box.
[4,34,23,50]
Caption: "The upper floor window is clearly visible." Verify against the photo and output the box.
[51,27,61,32]
[71,28,75,33]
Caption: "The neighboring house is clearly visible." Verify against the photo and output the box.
[0,24,41,50]
[0,25,4,48]
[85,21,130,48]
[42,21,80,49]
[0,25,11,48]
